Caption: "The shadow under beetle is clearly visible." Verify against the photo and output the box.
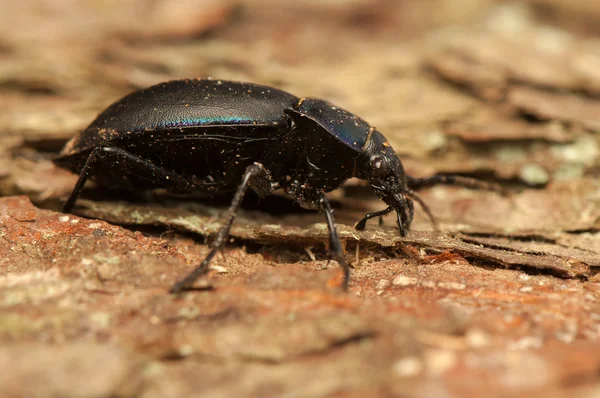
[54,79,501,293]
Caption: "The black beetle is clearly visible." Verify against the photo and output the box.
[54,79,500,293]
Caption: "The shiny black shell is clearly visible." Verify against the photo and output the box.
[59,80,298,156]
[291,97,371,152]
[55,79,372,194]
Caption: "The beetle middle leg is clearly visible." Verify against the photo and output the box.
[169,162,274,294]
[319,194,350,291]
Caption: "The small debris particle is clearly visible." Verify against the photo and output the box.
[519,286,533,293]
[520,163,550,185]
[424,349,458,376]
[438,281,466,290]
[81,258,93,266]
[210,265,229,274]
[552,136,599,164]
[69,219,80,225]
[422,130,447,152]
[178,345,194,357]
[496,146,527,163]
[392,275,418,286]
[88,222,103,229]
[178,307,201,320]
[375,279,390,290]
[376,279,390,295]
[466,329,491,348]
[90,312,112,328]
[421,280,436,288]
[59,215,70,222]
[304,247,316,261]
[585,294,597,302]
[509,336,543,350]
[555,331,576,344]
[393,356,423,377]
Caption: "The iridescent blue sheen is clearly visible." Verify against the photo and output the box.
[293,98,370,152]
[161,116,251,128]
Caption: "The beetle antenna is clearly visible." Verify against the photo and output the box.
[407,175,508,195]
[403,189,438,230]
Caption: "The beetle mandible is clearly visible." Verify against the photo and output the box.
[55,79,500,293]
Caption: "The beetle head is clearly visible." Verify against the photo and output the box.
[357,129,430,236]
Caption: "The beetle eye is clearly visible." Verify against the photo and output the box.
[370,155,389,177]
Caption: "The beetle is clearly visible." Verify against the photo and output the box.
[54,79,501,293]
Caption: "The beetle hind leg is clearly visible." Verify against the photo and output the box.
[62,146,200,213]
[169,162,274,294]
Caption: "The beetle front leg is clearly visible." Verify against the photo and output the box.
[319,194,350,291]
[355,206,393,231]
[169,162,274,294]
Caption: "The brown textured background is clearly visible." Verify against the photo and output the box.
[1,0,600,396]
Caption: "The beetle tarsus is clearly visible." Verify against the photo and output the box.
[169,162,273,294]
[169,248,217,294]
[355,206,393,231]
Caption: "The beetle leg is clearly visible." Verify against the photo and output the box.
[247,164,276,197]
[407,175,506,194]
[62,146,200,213]
[62,147,102,213]
[319,194,350,291]
[355,206,393,231]
[169,162,273,294]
